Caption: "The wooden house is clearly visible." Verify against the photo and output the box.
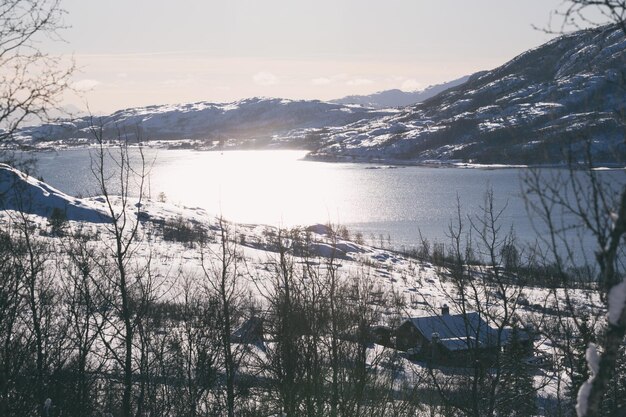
[395,305,531,365]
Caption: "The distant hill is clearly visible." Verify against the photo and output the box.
[309,25,626,165]
[11,97,395,148]
[330,76,470,108]
[12,25,626,165]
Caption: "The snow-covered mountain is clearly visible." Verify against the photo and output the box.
[13,97,394,148]
[330,76,470,109]
[11,26,626,163]
[310,25,626,165]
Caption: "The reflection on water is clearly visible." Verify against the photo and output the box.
[25,148,624,251]
[151,150,355,226]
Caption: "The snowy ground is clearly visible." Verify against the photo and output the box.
[0,164,605,413]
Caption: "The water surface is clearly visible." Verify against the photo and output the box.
[27,148,623,254]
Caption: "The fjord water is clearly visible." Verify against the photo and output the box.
[27,148,620,251]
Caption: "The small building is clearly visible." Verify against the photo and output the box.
[342,324,394,347]
[230,316,264,345]
[395,305,531,365]
[370,325,394,347]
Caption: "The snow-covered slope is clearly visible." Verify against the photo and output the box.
[330,76,470,109]
[0,164,432,306]
[0,165,607,414]
[12,97,394,148]
[310,25,626,165]
[0,163,603,347]
[0,164,110,222]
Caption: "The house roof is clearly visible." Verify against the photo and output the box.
[231,316,264,343]
[403,312,527,351]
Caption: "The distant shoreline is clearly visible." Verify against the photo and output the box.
[6,142,626,171]
[302,152,626,171]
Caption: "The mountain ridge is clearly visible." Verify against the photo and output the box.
[308,25,626,165]
[330,76,470,109]
[9,25,626,164]
[10,97,396,148]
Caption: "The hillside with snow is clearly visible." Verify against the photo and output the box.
[309,25,626,165]
[330,76,470,109]
[0,163,111,222]
[10,97,394,149]
[0,163,446,313]
[0,162,600,324]
[0,163,611,416]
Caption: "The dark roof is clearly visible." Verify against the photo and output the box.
[403,312,528,351]
[231,316,264,343]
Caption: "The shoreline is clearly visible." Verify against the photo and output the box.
[302,152,626,171]
[5,141,626,171]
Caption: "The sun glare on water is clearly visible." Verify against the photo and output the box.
[149,150,354,227]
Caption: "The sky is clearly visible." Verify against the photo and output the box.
[51,0,569,113]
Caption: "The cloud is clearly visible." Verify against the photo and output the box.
[401,78,422,91]
[253,71,279,86]
[346,78,373,86]
[72,79,101,91]
[311,74,349,86]
[162,77,196,88]
[311,77,332,85]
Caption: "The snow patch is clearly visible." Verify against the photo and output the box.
[608,279,626,325]
[576,343,600,417]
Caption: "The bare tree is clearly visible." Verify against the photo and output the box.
[260,227,303,416]
[415,192,544,417]
[0,0,74,141]
[58,227,107,417]
[0,223,35,417]
[170,273,222,417]
[523,4,626,415]
[88,122,152,417]
[524,159,626,417]
[549,1,626,34]
[200,216,246,417]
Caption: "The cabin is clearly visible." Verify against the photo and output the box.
[340,324,394,347]
[230,316,264,345]
[395,305,531,365]
[370,325,394,347]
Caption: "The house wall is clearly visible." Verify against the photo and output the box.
[394,322,429,351]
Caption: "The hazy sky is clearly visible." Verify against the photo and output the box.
[53,0,568,113]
